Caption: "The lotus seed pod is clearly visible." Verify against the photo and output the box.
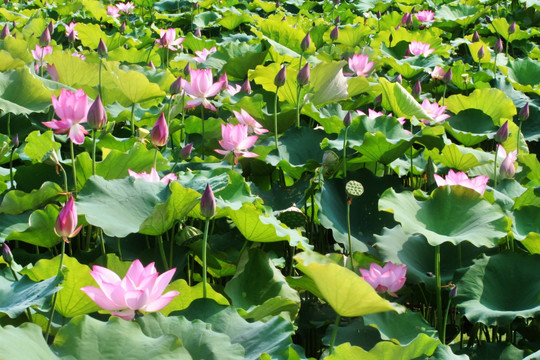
[322,150,340,177]
[277,206,307,228]
[345,180,364,198]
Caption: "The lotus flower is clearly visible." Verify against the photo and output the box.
[233,109,268,135]
[31,44,53,72]
[348,54,375,77]
[81,260,180,321]
[408,41,435,57]
[150,113,169,147]
[434,169,489,195]
[430,66,446,80]
[183,68,223,112]
[116,2,134,13]
[193,47,216,63]
[360,262,407,298]
[43,88,89,145]
[128,168,177,184]
[215,123,259,165]
[497,145,517,180]
[65,22,78,40]
[415,10,434,23]
[356,109,406,125]
[420,99,450,123]
[54,196,82,243]
[107,5,120,18]
[158,28,184,51]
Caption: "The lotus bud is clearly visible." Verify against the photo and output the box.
[2,243,13,264]
[377,11,382,19]
[241,78,252,94]
[343,111,352,127]
[39,27,51,46]
[179,143,193,160]
[500,155,516,179]
[330,25,339,41]
[281,16,286,22]
[219,73,229,91]
[477,46,485,60]
[274,65,287,87]
[404,48,410,57]
[373,94,382,108]
[494,38,503,54]
[396,74,403,84]
[195,28,202,37]
[87,94,107,130]
[494,121,509,144]
[148,60,156,70]
[276,0,280,7]
[97,38,108,57]
[412,80,422,98]
[12,133,20,149]
[519,103,529,122]
[443,68,452,84]
[401,13,411,26]
[151,113,169,147]
[301,33,311,52]
[335,15,340,25]
[170,77,184,95]
[297,63,310,86]
[184,63,191,76]
[1,24,10,39]
[194,2,199,9]
[484,14,491,23]
[472,30,480,43]
[47,21,54,35]
[120,21,126,33]
[54,196,82,243]
[332,0,340,4]
[200,183,216,218]
[508,21,516,34]
[68,29,76,43]
[449,285,457,298]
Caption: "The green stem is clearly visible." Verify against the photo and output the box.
[274,87,280,152]
[442,291,453,344]
[329,314,341,354]
[98,59,103,98]
[92,130,97,176]
[117,237,123,261]
[343,127,349,177]
[9,148,15,189]
[153,147,158,169]
[100,229,106,256]
[346,199,354,271]
[435,245,443,341]
[59,165,69,194]
[494,148,499,187]
[130,103,136,137]
[158,235,169,270]
[70,141,77,193]
[180,93,186,146]
[202,218,210,298]
[442,84,447,107]
[201,106,205,160]
[296,85,302,129]
[516,119,523,156]
[45,240,65,341]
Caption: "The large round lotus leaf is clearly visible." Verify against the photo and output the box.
[379,186,510,247]
[324,337,439,360]
[0,323,59,360]
[374,226,489,291]
[455,252,540,327]
[294,251,396,317]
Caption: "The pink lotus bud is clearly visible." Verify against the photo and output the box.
[241,78,252,94]
[87,94,107,130]
[54,196,82,243]
[97,38,108,57]
[472,30,480,42]
[335,15,340,25]
[519,103,529,122]
[170,76,184,95]
[500,154,516,179]
[373,94,382,108]
[194,2,199,9]
[1,24,10,39]
[494,121,509,143]
[477,46,485,59]
[443,68,452,84]
[450,285,457,298]
[484,14,491,23]
[396,74,403,84]
[401,13,411,26]
[2,243,13,264]
[300,33,311,52]
[508,21,516,34]
[151,113,169,147]
[120,21,126,33]
[494,38,503,54]
[195,28,202,37]
[297,63,310,86]
[276,0,281,7]
[274,65,287,87]
[343,111,352,127]
[47,21,54,35]
[179,143,193,160]
[412,80,422,98]
[330,26,339,41]
[12,133,20,149]
[184,63,191,76]
[377,10,382,19]
[219,73,229,91]
[200,183,216,218]
[149,60,156,69]
[68,30,76,43]
[39,27,51,47]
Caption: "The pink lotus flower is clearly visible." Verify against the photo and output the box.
[81,260,180,321]
[43,89,89,145]
[408,41,435,57]
[116,2,134,14]
[72,52,86,60]
[360,262,407,298]
[193,47,216,63]
[150,113,168,147]
[65,22,78,40]
[183,68,223,112]
[54,196,82,243]
[434,169,489,195]
[233,109,269,135]
[415,10,434,23]
[158,28,184,51]
[357,109,406,125]
[107,5,121,18]
[215,123,259,165]
[128,168,177,184]
[497,145,517,179]
[420,99,450,123]
[430,66,446,80]
[348,54,375,77]
[31,44,53,72]
[46,64,59,81]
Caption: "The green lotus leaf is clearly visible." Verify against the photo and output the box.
[444,109,497,146]
[0,274,60,318]
[303,103,348,134]
[380,44,444,78]
[379,186,510,247]
[23,130,62,164]
[0,34,33,64]
[459,342,526,360]
[222,41,269,79]
[51,315,190,359]
[379,78,432,120]
[424,143,483,171]
[5,204,60,248]
[455,252,540,327]
[335,24,372,49]
[489,18,539,42]
[255,19,308,55]
[0,211,32,242]
[0,50,25,71]
[75,23,126,52]
[468,42,492,64]
[509,206,540,249]
[159,279,229,316]
[506,58,540,94]
[250,62,299,105]
[435,4,484,27]
[46,51,99,97]
[0,181,62,215]
[294,251,396,317]
[218,11,254,30]
[425,344,468,360]
[309,61,349,107]
[0,68,52,115]
[324,336,438,359]
[0,323,59,360]
[21,255,101,318]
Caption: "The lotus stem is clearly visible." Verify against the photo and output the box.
[296,86,302,129]
[516,119,523,156]
[70,141,77,193]
[343,127,349,177]
[346,198,354,271]
[117,237,123,261]
[9,147,15,190]
[442,290,453,344]
[202,218,211,298]
[130,103,136,137]
[201,106,205,160]
[329,314,340,354]
[435,245,443,341]
[274,87,280,152]
[98,59,103,98]
[45,240,65,341]
[494,149,499,187]
[92,130,97,176]
[153,147,158,169]
[157,235,168,270]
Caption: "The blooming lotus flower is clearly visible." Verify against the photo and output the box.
[183,68,223,112]
[107,5,120,18]
[434,169,489,195]
[116,2,134,14]
[408,41,435,57]
[430,66,446,80]
[420,99,450,123]
[193,47,216,63]
[357,109,406,125]
[65,22,78,40]
[347,54,375,77]
[500,148,517,179]
[233,109,268,135]
[497,144,517,163]
[54,196,82,243]
[46,64,59,81]
[158,28,184,51]
[360,262,407,297]
[128,168,177,184]
[415,10,434,23]
[81,260,180,321]
[215,123,259,165]
[72,52,86,60]
[150,113,169,147]
[43,89,89,145]
[31,45,53,72]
